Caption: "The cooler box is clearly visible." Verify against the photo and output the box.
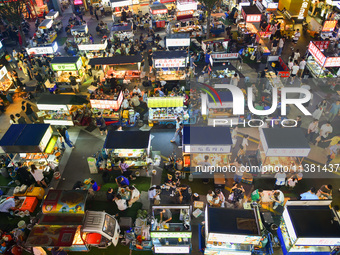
[241,173,253,184]
[20,197,38,213]
[26,187,45,200]
[214,173,225,189]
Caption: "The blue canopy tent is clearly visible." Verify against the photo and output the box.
[182,126,232,175]
[0,124,53,153]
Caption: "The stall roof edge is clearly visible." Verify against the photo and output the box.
[88,53,142,66]
[37,94,89,106]
[167,33,190,39]
[153,50,187,59]
[50,56,80,64]
[241,5,262,14]
[261,128,310,149]
[150,3,167,9]
[104,130,150,149]
[183,126,232,145]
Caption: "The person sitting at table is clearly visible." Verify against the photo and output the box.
[148,185,161,204]
[119,158,136,180]
[272,190,284,210]
[207,190,215,206]
[106,188,115,202]
[164,174,176,188]
[115,194,127,211]
[115,175,130,188]
[176,185,191,204]
[250,188,263,204]
[127,186,140,207]
[0,196,19,216]
[89,179,99,196]
[229,183,245,208]
[215,189,226,208]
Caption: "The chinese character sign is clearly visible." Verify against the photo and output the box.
[154,58,186,68]
[324,57,340,67]
[246,14,261,22]
[308,42,326,66]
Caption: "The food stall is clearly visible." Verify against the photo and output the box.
[201,38,235,63]
[177,0,198,15]
[78,39,108,58]
[261,0,279,10]
[278,200,340,255]
[110,22,134,42]
[45,11,63,33]
[26,41,58,56]
[268,55,291,78]
[150,3,168,29]
[0,65,13,92]
[153,50,187,81]
[201,91,242,126]
[25,190,120,252]
[37,19,58,44]
[258,128,310,176]
[182,126,232,174]
[71,25,89,44]
[151,205,192,254]
[111,0,133,21]
[88,54,142,82]
[306,41,340,79]
[37,94,89,126]
[103,131,151,169]
[241,5,262,23]
[90,91,124,125]
[147,96,186,127]
[0,124,61,170]
[50,56,85,84]
[321,20,338,40]
[203,207,263,255]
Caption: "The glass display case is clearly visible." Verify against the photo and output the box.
[307,55,326,78]
[156,69,186,81]
[149,107,185,121]
[111,149,148,167]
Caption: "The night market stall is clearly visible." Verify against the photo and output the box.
[268,56,291,78]
[306,41,340,79]
[37,19,58,44]
[182,126,232,174]
[50,56,85,84]
[78,39,108,58]
[201,91,242,126]
[103,130,151,170]
[150,3,168,29]
[111,0,133,21]
[166,33,191,49]
[278,200,340,255]
[0,65,13,92]
[258,128,310,176]
[37,94,89,126]
[88,53,142,82]
[147,96,186,127]
[25,190,120,252]
[0,124,61,170]
[320,20,338,40]
[151,205,192,254]
[110,22,134,42]
[26,41,58,56]
[71,24,89,44]
[202,207,263,255]
[45,10,63,33]
[153,50,187,81]
[90,91,124,125]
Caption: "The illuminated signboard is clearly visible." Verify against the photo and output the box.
[39,126,53,152]
[147,97,184,108]
[90,92,123,110]
[282,208,297,243]
[241,8,261,22]
[324,57,340,67]
[298,0,310,19]
[295,238,340,246]
[308,42,326,66]
[111,0,132,7]
[0,66,7,80]
[151,9,168,15]
[166,38,190,47]
[26,42,58,55]
[151,232,192,238]
[322,20,337,32]
[177,10,194,16]
[154,246,190,254]
[78,40,108,51]
[154,58,186,68]
[313,40,330,50]
[211,53,239,60]
[177,0,198,11]
[51,58,82,71]
[207,233,261,245]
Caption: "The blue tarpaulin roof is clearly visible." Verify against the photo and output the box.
[0,124,50,153]
[183,126,232,145]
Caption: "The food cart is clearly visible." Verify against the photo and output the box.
[320,20,337,40]
[71,25,89,44]
[90,91,124,125]
[268,55,291,78]
[110,22,134,42]
[0,124,61,170]
[151,205,192,254]
[147,96,186,127]
[278,200,340,255]
[88,54,142,82]
[26,41,58,56]
[258,128,310,176]
[153,50,187,81]
[78,39,108,58]
[37,94,89,126]
[111,0,133,21]
[45,11,63,33]
[25,190,120,252]
[241,5,262,23]
[201,91,242,126]
[202,38,241,63]
[103,130,151,170]
[36,19,58,44]
[50,56,85,84]
[203,207,263,255]
[150,3,168,29]
[182,126,232,175]
[306,41,340,79]
[0,65,13,92]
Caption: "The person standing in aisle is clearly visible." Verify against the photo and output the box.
[95,112,107,136]
[57,127,75,149]
[274,171,286,190]
[231,73,240,86]
[290,61,300,84]
[312,99,328,120]
[277,37,285,56]
[170,117,182,143]
[22,101,38,123]
[271,37,279,55]
[327,100,340,122]
[293,49,300,61]
[30,164,48,188]
[306,119,319,143]
[298,57,307,78]
[291,29,301,50]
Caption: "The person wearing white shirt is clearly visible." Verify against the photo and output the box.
[299,57,306,77]
[274,172,286,189]
[272,190,284,209]
[290,61,300,84]
[115,195,127,211]
[293,49,300,61]
[207,190,215,206]
[292,29,301,48]
[122,98,130,109]
[132,86,141,95]
[128,186,140,207]
[0,197,18,213]
[316,122,333,146]
[242,135,249,149]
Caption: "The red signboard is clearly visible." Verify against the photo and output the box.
[324,57,340,67]
[308,42,326,66]
[322,20,337,32]
[151,9,168,15]
[313,40,330,50]
[246,14,261,22]
[160,0,175,3]
[277,57,290,77]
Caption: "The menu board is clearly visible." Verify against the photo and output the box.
[147,97,184,108]
[154,58,186,68]
[151,232,192,238]
[322,20,337,32]
[208,233,261,245]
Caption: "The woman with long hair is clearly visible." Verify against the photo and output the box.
[30,164,48,188]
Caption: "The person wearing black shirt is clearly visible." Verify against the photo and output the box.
[22,101,37,123]
[106,188,115,202]
[16,113,26,124]
[271,37,279,55]
[109,74,117,90]
[121,9,127,22]
[17,162,31,185]
[69,72,79,93]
